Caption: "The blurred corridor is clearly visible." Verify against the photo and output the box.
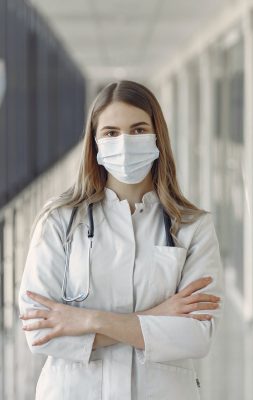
[0,0,253,399]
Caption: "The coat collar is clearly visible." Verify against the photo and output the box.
[103,186,160,206]
[63,186,161,238]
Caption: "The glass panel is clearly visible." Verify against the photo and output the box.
[170,76,179,162]
[211,31,244,296]
[187,60,201,205]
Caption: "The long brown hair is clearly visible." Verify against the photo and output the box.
[30,80,207,246]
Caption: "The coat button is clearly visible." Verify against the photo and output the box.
[140,209,143,213]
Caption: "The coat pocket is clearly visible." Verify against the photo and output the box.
[35,359,103,400]
[148,246,187,304]
[146,361,200,400]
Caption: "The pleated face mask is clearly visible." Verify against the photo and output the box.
[95,133,160,184]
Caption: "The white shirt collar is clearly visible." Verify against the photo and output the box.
[103,186,160,206]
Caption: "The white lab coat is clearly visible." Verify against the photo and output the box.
[18,187,224,400]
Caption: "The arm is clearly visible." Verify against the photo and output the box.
[91,309,150,350]
[133,212,225,364]
[92,333,119,350]
[91,277,219,351]
[92,311,145,350]
[18,207,96,365]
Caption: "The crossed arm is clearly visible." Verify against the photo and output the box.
[20,275,219,352]
[91,276,218,351]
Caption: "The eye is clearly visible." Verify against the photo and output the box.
[133,128,146,134]
[104,131,118,137]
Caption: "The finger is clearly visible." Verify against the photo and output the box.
[184,293,220,305]
[26,291,55,308]
[19,309,50,320]
[32,330,59,346]
[189,313,213,321]
[181,313,213,321]
[22,319,53,331]
[177,277,213,297]
[32,334,52,346]
[184,302,219,313]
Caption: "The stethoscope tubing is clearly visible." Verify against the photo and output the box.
[61,201,175,303]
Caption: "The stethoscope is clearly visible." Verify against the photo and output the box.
[61,201,175,303]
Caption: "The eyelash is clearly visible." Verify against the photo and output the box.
[104,128,146,137]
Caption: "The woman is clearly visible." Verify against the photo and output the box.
[18,80,224,400]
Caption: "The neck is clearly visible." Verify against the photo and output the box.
[105,172,155,206]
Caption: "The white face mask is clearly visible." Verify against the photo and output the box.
[95,133,159,184]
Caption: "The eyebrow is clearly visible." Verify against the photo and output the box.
[100,122,150,131]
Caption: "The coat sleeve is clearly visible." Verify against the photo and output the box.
[18,207,96,365]
[135,212,225,364]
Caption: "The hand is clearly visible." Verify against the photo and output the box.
[19,291,94,346]
[136,277,220,321]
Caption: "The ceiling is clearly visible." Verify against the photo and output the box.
[28,0,230,82]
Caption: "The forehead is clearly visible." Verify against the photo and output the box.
[97,102,152,129]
